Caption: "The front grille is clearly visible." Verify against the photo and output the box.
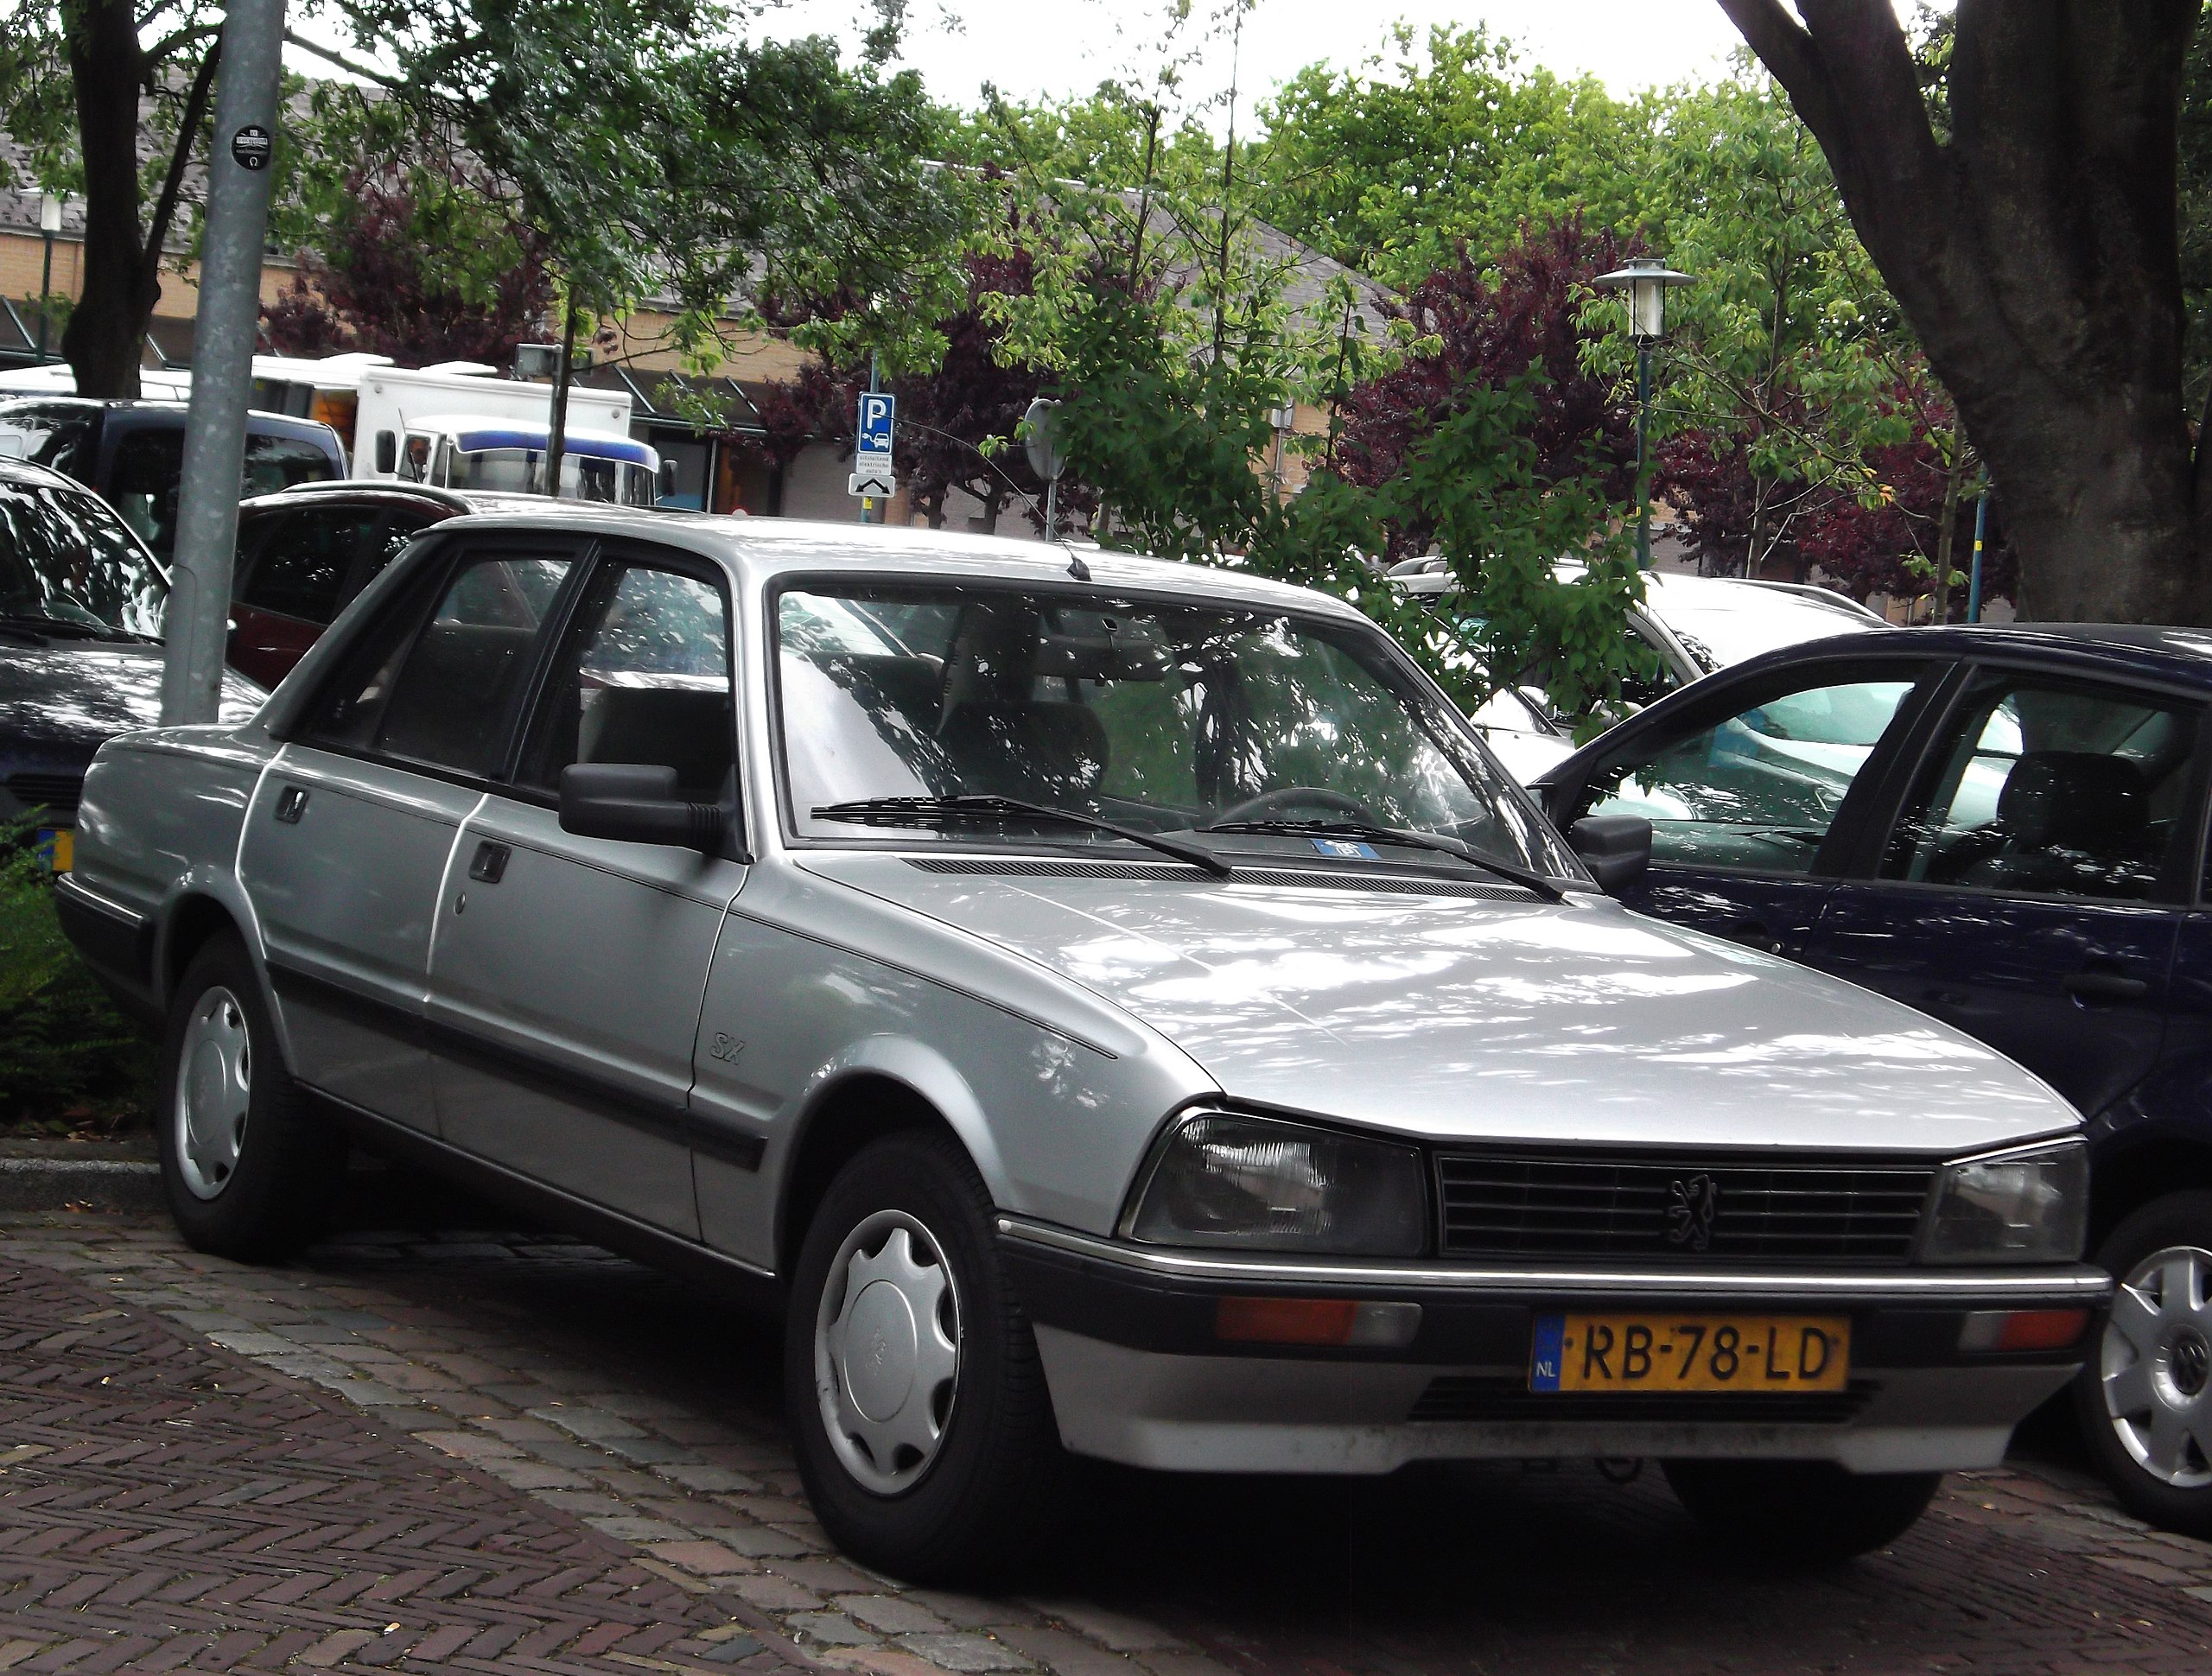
[1407,1374,1876,1425]
[1435,1152,1935,1265]
[6,771,82,816]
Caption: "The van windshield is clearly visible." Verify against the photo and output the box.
[775,581,1576,878]
[448,447,656,505]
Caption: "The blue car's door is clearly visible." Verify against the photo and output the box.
[1798,665,2202,1119]
[1553,655,1947,956]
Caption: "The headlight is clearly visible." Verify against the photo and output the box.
[1922,1140,2088,1264]
[1125,1112,1427,1256]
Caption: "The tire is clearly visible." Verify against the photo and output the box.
[1662,1459,1940,1564]
[784,1128,1062,1584]
[156,931,346,1260]
[2073,1191,2212,1536]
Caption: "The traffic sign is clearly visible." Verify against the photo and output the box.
[857,390,896,455]
[849,469,897,498]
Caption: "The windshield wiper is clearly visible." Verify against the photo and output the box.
[1198,818,1566,902]
[812,795,1234,878]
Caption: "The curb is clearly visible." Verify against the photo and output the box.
[0,1155,163,1213]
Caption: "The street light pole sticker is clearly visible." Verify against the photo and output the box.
[232,125,273,172]
[850,390,896,498]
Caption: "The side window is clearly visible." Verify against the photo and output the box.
[241,433,338,496]
[108,428,186,561]
[237,510,376,625]
[516,560,733,799]
[1884,678,2200,903]
[306,548,575,776]
[1575,674,1923,874]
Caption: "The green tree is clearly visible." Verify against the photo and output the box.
[1245,25,1651,289]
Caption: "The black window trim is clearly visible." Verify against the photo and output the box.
[1856,654,2212,910]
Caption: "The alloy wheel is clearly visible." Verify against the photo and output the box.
[2101,1244,2212,1488]
[813,1209,963,1495]
[175,985,251,1201]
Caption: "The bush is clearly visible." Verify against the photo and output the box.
[0,823,154,1129]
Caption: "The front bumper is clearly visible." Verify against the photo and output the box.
[1001,1216,2112,1476]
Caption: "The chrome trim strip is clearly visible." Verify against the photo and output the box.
[52,873,146,928]
[997,1216,2113,1299]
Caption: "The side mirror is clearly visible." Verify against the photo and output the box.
[559,763,725,849]
[658,460,678,499]
[374,430,397,474]
[1567,814,1651,893]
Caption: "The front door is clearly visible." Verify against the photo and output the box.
[240,539,579,1129]
[1558,661,1942,957]
[1802,669,2200,1119]
[426,551,745,1236]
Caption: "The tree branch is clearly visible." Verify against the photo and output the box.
[139,35,219,292]
[280,28,405,92]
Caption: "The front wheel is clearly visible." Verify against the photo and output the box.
[784,1129,1062,1583]
[2074,1193,2212,1535]
[157,931,346,1260]
[1662,1459,1939,1564]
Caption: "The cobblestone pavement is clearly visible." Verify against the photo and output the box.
[4,1184,2212,1675]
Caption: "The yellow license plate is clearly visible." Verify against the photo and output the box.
[1531,1313,1850,1393]
[38,828,72,873]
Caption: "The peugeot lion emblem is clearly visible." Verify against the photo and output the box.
[1667,1173,1720,1252]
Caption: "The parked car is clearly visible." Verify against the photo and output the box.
[1532,623,2212,1537]
[0,397,346,564]
[1395,561,1885,782]
[0,458,264,862]
[58,511,2103,1580]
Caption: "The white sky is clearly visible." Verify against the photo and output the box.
[767,0,1757,116]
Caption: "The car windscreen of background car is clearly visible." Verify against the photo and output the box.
[0,479,166,637]
[777,583,1573,874]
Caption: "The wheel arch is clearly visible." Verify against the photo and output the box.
[776,1050,1005,1276]
[2092,1135,2212,1251]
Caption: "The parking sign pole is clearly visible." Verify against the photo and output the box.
[858,354,880,525]
[162,0,287,726]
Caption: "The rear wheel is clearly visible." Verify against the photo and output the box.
[1662,1459,1939,1564]
[2074,1193,2212,1536]
[784,1129,1062,1583]
[157,932,346,1260]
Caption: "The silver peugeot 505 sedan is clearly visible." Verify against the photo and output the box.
[54,507,2107,1580]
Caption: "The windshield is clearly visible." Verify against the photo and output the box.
[777,582,1576,876]
[0,477,166,636]
[1656,586,1876,671]
[448,447,657,505]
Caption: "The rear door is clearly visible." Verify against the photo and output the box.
[239,536,580,1131]
[1802,666,2201,1118]
[230,505,385,688]
[424,545,745,1235]
[1551,657,1946,955]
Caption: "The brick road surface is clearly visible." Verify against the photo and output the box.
[3,1177,2212,1676]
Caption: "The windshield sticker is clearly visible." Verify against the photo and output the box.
[1310,837,1379,860]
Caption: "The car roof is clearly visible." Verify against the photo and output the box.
[1661,621,2212,702]
[0,395,337,436]
[429,505,1370,618]
[0,454,92,494]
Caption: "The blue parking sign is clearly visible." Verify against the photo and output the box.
[857,392,896,455]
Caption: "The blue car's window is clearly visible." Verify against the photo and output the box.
[775,582,1575,879]
[1884,681,2200,903]
[1580,676,1921,874]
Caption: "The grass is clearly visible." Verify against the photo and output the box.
[0,820,154,1138]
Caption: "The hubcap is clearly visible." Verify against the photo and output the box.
[814,1209,962,1495]
[174,986,251,1202]
[2101,1244,2212,1487]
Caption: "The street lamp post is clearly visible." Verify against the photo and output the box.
[1594,258,1694,569]
[35,193,60,362]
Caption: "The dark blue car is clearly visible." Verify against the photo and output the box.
[1535,624,2212,1535]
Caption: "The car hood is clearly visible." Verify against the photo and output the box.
[0,641,263,760]
[802,854,2078,1156]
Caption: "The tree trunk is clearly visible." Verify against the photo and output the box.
[544,295,578,497]
[1719,0,2210,623]
[1932,441,1967,624]
[63,0,157,399]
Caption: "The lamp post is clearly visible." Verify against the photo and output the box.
[1594,257,1694,569]
[35,193,60,362]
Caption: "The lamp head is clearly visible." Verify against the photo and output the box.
[1594,257,1695,342]
[38,194,62,235]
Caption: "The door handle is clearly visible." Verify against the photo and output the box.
[274,785,308,824]
[2063,968,2149,1004]
[467,841,511,883]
